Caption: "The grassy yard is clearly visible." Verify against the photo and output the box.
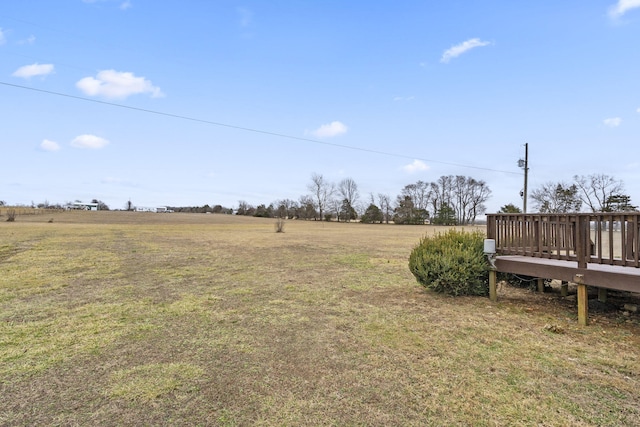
[1,211,639,426]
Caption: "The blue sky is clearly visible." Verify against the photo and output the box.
[1,0,639,212]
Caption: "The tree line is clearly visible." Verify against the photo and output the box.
[499,174,637,214]
[223,173,492,225]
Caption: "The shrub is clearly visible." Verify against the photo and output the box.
[275,217,285,233]
[409,229,489,296]
[6,209,16,222]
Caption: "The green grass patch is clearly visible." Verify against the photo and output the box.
[107,362,204,401]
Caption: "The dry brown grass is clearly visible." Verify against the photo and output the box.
[1,211,639,426]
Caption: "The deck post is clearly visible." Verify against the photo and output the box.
[598,288,607,303]
[537,278,545,293]
[575,274,588,326]
[560,281,568,297]
[489,269,497,302]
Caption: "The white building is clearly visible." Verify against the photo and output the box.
[68,202,99,211]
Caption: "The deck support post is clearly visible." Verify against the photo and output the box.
[489,269,497,302]
[575,274,588,326]
[537,278,545,293]
[598,288,607,303]
[561,281,568,297]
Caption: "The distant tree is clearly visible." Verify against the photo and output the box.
[297,195,317,220]
[328,197,341,222]
[393,195,428,225]
[499,203,522,213]
[360,203,383,224]
[531,182,582,213]
[125,199,134,211]
[253,204,273,218]
[274,199,298,218]
[307,173,335,221]
[339,199,357,222]
[433,176,454,220]
[574,174,624,212]
[212,204,223,213]
[603,194,637,212]
[0,200,5,207]
[432,203,456,225]
[274,202,287,218]
[377,193,392,224]
[338,178,360,213]
[463,177,491,225]
[393,195,414,225]
[472,181,490,223]
[236,200,255,216]
[399,181,432,213]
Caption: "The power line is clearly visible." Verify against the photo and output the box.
[0,80,521,176]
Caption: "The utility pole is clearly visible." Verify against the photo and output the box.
[518,143,529,213]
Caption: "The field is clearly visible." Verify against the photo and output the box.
[1,211,639,426]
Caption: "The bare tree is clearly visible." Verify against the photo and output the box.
[416,176,490,225]
[531,182,582,213]
[433,175,454,219]
[338,178,360,210]
[400,181,432,212]
[467,179,491,224]
[377,193,392,224]
[274,199,298,218]
[297,195,317,220]
[429,182,440,220]
[236,200,255,216]
[453,176,472,224]
[307,173,335,221]
[574,174,624,212]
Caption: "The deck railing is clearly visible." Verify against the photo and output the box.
[486,213,640,269]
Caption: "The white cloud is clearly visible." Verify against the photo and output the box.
[0,28,6,45]
[603,117,622,127]
[12,63,54,79]
[308,121,348,138]
[76,70,164,99]
[71,134,110,149]
[393,96,415,102]
[636,107,640,113]
[441,38,491,63]
[608,0,640,19]
[402,159,429,173]
[120,1,132,10]
[40,139,61,152]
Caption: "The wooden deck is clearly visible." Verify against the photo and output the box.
[487,213,640,325]
[495,256,640,293]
